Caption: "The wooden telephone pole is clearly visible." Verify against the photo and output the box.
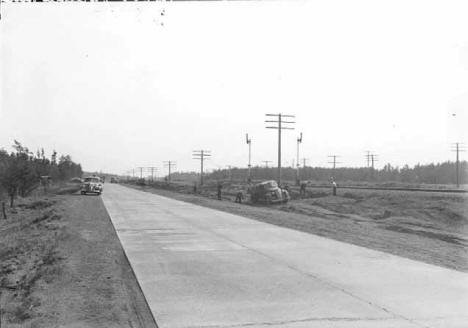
[163,161,176,182]
[192,150,211,186]
[265,113,295,185]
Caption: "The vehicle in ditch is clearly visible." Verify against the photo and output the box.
[249,180,289,204]
[81,176,103,195]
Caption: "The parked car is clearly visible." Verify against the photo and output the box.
[110,177,119,184]
[249,180,289,204]
[81,176,103,195]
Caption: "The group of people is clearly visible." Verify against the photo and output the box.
[198,177,339,203]
[217,182,245,203]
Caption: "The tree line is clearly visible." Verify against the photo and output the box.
[0,140,83,207]
[207,161,467,186]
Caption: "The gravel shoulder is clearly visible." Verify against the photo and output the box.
[127,183,468,272]
[0,191,157,328]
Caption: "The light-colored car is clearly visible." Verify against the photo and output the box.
[81,176,103,195]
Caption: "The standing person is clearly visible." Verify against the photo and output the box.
[330,177,337,196]
[235,191,244,203]
[217,183,222,200]
[300,181,307,198]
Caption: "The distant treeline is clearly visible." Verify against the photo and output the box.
[207,161,468,185]
[0,140,83,206]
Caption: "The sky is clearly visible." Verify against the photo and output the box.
[1,1,467,175]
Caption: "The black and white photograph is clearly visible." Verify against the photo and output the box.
[0,1,467,327]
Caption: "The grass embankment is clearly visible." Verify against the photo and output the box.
[0,186,156,328]
[126,182,468,272]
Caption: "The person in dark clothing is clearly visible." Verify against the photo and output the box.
[300,181,307,198]
[235,191,244,203]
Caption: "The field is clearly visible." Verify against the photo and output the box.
[0,186,156,328]
[128,180,468,272]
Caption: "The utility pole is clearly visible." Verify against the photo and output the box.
[163,161,176,182]
[365,151,378,169]
[192,150,211,186]
[246,133,252,182]
[451,142,466,187]
[370,153,378,170]
[262,160,272,168]
[265,113,295,185]
[327,155,341,177]
[365,150,372,167]
[296,132,303,185]
[137,167,144,179]
[148,167,158,182]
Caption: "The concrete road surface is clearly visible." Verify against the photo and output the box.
[102,184,468,328]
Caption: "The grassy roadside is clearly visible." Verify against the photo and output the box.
[0,188,156,328]
[125,183,468,272]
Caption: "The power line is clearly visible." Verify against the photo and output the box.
[163,161,176,182]
[265,113,295,185]
[192,150,211,186]
[451,142,466,187]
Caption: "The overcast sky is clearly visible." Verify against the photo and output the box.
[1,1,467,175]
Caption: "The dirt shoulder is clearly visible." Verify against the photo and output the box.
[127,183,468,273]
[0,191,157,328]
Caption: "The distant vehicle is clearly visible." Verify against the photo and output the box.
[110,177,119,184]
[249,180,289,204]
[81,176,103,195]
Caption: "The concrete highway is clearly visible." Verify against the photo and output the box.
[102,184,468,328]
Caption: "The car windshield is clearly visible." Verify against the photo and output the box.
[84,177,100,183]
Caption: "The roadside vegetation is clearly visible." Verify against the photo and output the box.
[0,140,83,209]
[0,188,156,327]
[0,141,155,327]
